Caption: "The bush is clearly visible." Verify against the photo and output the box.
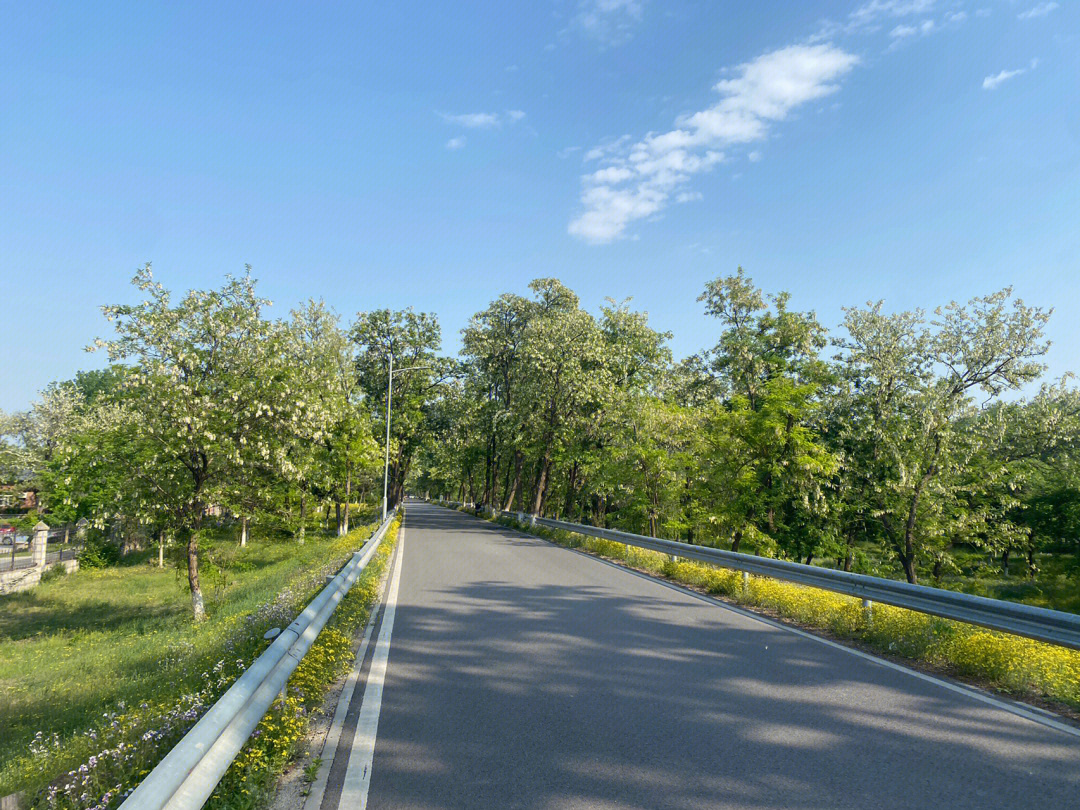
[39,564,68,584]
[77,533,121,569]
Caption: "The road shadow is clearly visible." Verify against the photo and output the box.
[364,503,1080,810]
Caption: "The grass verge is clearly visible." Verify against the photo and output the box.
[485,511,1080,717]
[0,516,397,808]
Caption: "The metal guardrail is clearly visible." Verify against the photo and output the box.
[119,508,400,810]
[437,500,1080,652]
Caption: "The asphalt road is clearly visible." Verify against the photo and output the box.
[318,500,1080,810]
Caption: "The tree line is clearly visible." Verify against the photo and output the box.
[0,266,447,619]
[4,266,1079,618]
[412,273,1080,588]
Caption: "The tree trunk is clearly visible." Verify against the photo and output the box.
[531,452,551,516]
[297,494,306,545]
[563,461,579,521]
[1001,547,1010,576]
[899,551,918,585]
[158,531,165,568]
[240,516,248,548]
[731,529,743,554]
[343,467,352,535]
[188,529,206,622]
[501,451,524,512]
[336,502,343,536]
[805,553,813,566]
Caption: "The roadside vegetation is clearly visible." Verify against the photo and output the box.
[412,273,1080,612]
[0,516,390,805]
[2,264,1079,805]
[489,511,1080,713]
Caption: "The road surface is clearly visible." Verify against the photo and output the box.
[308,500,1080,810]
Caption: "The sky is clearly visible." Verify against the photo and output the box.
[2,0,1078,412]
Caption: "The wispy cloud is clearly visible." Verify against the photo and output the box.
[849,0,936,27]
[1018,3,1058,20]
[445,137,466,150]
[982,59,1038,90]
[569,43,858,244]
[440,112,501,129]
[886,17,937,49]
[890,18,935,38]
[569,0,645,47]
[439,110,527,130]
[817,0,937,37]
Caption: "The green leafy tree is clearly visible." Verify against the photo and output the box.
[80,266,302,620]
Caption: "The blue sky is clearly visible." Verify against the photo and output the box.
[2,0,1077,411]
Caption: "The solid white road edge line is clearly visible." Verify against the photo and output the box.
[301,541,391,810]
[448,505,1080,741]
[338,531,406,808]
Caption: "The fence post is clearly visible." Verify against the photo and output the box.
[31,522,49,568]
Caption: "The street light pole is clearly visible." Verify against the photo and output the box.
[382,352,393,521]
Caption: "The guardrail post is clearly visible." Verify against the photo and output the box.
[529,514,537,529]
[31,522,48,568]
[862,598,874,628]
[741,570,750,595]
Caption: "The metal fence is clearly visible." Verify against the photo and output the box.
[0,543,83,572]
[437,500,1080,652]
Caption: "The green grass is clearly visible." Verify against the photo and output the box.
[0,516,379,797]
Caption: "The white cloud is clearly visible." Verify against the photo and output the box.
[847,0,937,31]
[887,17,935,47]
[982,60,1036,90]
[438,110,526,150]
[1018,3,1058,20]
[747,150,762,162]
[676,191,703,203]
[441,112,500,129]
[569,43,858,244]
[570,0,645,47]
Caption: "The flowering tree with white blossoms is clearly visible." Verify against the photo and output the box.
[87,266,302,620]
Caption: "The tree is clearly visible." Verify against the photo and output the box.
[351,309,451,511]
[696,269,835,556]
[835,288,1051,583]
[82,265,301,620]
